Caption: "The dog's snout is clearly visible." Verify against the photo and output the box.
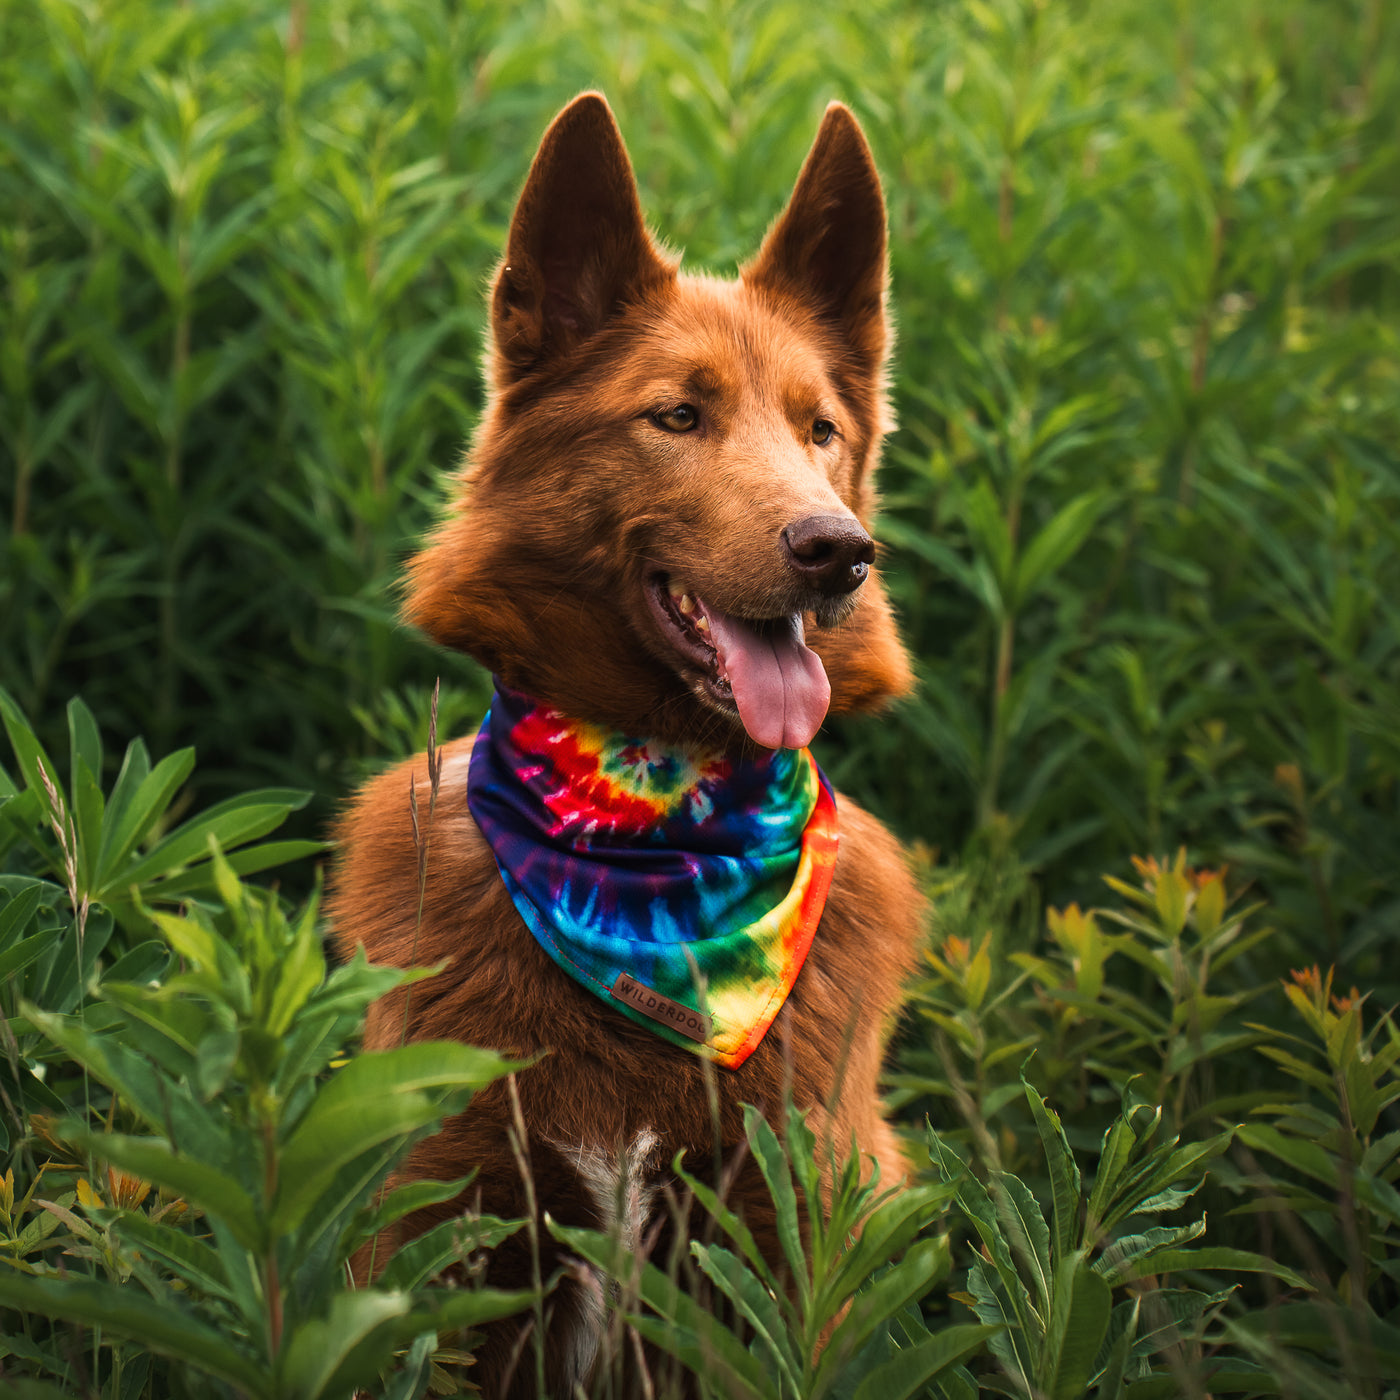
[781,515,876,595]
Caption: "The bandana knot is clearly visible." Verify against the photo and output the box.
[466,685,839,1068]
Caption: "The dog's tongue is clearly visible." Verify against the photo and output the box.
[703,605,830,750]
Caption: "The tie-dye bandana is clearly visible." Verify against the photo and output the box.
[466,684,839,1069]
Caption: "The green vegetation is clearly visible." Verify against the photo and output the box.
[2,0,1397,1394]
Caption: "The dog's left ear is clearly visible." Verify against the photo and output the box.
[744,103,888,377]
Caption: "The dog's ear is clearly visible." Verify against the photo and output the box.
[491,93,670,383]
[744,103,888,376]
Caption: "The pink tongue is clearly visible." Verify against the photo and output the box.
[702,605,831,750]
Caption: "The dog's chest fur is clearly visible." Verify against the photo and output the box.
[332,738,921,1386]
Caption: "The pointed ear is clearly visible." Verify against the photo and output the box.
[491,93,671,383]
[744,103,888,376]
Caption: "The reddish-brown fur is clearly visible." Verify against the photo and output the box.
[331,93,924,1398]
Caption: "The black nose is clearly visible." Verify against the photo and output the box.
[781,515,876,596]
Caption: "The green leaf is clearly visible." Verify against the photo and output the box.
[1012,491,1111,608]
[0,1269,263,1393]
[272,1043,521,1235]
[1023,1077,1082,1262]
[1041,1255,1111,1400]
[674,1152,782,1295]
[1129,1246,1312,1292]
[0,687,62,812]
[276,1288,412,1400]
[355,1174,476,1243]
[819,1236,952,1388]
[994,1171,1053,1312]
[115,1212,233,1299]
[0,882,44,949]
[146,838,327,899]
[744,1105,810,1306]
[117,799,304,890]
[94,747,196,889]
[377,1213,524,1292]
[66,1130,261,1250]
[1093,1218,1206,1286]
[1086,1114,1138,1235]
[0,927,50,982]
[691,1242,800,1390]
[851,1322,1002,1400]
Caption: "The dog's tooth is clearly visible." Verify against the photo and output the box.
[694,614,710,634]
[678,593,696,615]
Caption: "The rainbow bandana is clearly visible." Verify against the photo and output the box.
[466,684,839,1068]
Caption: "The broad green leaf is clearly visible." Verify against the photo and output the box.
[744,1105,810,1306]
[276,1288,411,1400]
[1023,1077,1082,1262]
[262,888,325,1037]
[272,1043,521,1234]
[66,1130,261,1250]
[94,747,196,888]
[27,1007,227,1153]
[993,1171,1053,1312]
[0,928,50,982]
[0,1269,263,1393]
[1090,1298,1139,1400]
[1130,1246,1312,1291]
[691,1242,800,1390]
[1086,1114,1138,1235]
[0,687,62,813]
[828,1182,956,1309]
[1041,1255,1111,1400]
[115,1213,232,1299]
[675,1152,781,1296]
[819,1236,951,1389]
[118,801,303,889]
[0,882,44,948]
[377,1213,524,1292]
[1013,491,1111,608]
[851,1322,1002,1400]
[355,1174,476,1243]
[146,839,327,901]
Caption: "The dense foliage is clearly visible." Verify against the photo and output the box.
[2,0,1398,1395]
[3,0,1396,980]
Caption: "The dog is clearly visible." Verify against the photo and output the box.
[330,92,923,1398]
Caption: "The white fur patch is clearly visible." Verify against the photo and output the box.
[547,1127,663,1390]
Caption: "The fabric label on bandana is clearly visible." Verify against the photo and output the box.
[466,684,839,1068]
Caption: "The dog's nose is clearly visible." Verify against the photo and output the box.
[781,515,876,595]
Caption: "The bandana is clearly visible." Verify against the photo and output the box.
[466,684,839,1068]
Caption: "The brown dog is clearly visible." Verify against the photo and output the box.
[331,93,923,1397]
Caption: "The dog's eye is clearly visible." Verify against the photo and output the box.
[812,419,836,445]
[652,404,699,433]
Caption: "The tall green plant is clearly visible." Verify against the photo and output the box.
[553,1104,997,1400]
[928,1075,1304,1398]
[1,850,534,1398]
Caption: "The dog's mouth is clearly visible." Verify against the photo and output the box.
[645,575,831,750]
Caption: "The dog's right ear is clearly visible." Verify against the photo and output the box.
[490,93,670,384]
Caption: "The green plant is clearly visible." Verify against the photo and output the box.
[1,852,534,1398]
[1224,967,1400,1395]
[553,1103,998,1400]
[929,1074,1305,1398]
[0,693,537,1396]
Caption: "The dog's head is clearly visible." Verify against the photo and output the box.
[407,93,913,751]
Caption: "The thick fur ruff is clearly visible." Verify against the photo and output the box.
[330,92,925,1399]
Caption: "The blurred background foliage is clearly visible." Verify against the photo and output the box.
[2,0,1400,1393]
[1,0,1397,976]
